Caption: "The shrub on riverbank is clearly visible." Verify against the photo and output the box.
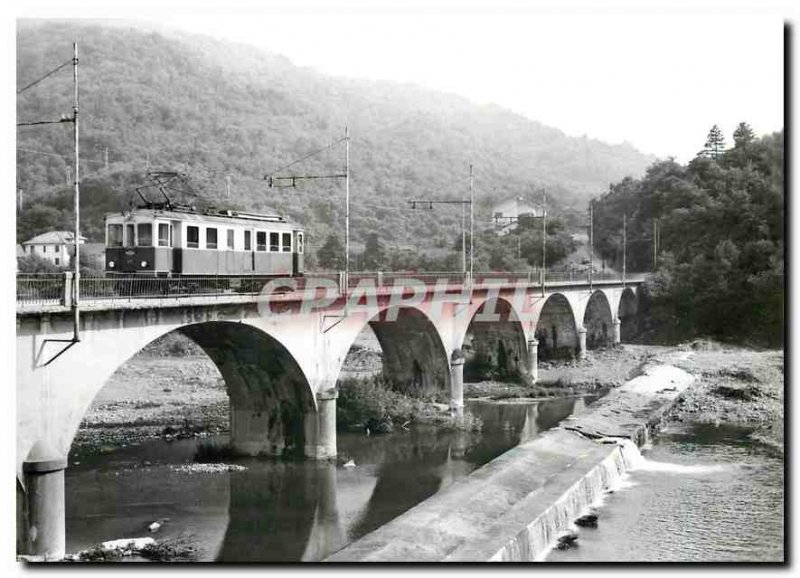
[337,376,482,432]
[337,376,427,431]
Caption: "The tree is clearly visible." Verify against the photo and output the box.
[17,253,61,273]
[703,125,726,161]
[316,234,344,270]
[360,232,386,270]
[733,122,755,148]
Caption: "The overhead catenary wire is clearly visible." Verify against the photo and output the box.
[17,59,73,95]
[264,136,348,179]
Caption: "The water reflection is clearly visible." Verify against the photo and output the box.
[66,395,596,562]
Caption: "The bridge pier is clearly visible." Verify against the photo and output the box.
[612,318,621,345]
[449,352,465,417]
[577,327,587,360]
[527,338,539,383]
[304,389,338,459]
[20,441,68,560]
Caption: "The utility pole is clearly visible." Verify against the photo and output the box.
[345,126,350,292]
[461,177,466,274]
[104,146,109,170]
[469,164,474,286]
[265,127,350,292]
[17,187,23,211]
[541,187,547,297]
[622,212,627,286]
[589,199,594,292]
[653,218,659,270]
[72,41,80,342]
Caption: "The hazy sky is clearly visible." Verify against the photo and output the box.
[13,1,791,162]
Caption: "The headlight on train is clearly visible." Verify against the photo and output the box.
[108,261,115,268]
[141,260,148,268]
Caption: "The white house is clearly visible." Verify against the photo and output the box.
[492,197,542,235]
[21,231,86,267]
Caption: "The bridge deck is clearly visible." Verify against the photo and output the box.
[16,272,646,315]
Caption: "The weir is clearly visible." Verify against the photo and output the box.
[325,363,694,562]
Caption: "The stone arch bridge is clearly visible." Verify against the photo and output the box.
[16,272,643,559]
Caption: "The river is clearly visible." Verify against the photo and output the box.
[65,395,595,561]
[547,423,784,562]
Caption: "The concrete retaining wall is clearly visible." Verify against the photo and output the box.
[325,363,694,562]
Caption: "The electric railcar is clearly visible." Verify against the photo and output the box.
[104,205,305,276]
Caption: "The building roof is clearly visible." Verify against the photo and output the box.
[492,197,541,218]
[22,231,87,245]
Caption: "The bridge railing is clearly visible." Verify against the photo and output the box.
[16,274,65,307]
[16,271,647,308]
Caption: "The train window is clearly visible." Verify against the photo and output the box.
[282,232,292,252]
[137,223,153,247]
[158,224,170,247]
[227,229,235,250]
[256,231,267,252]
[297,233,304,254]
[187,226,199,249]
[108,224,123,247]
[206,228,218,249]
[125,224,135,247]
[269,232,279,252]
[244,230,252,251]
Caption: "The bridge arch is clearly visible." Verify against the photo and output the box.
[533,293,580,360]
[334,304,451,397]
[582,290,614,349]
[180,322,316,457]
[460,297,529,382]
[618,287,639,341]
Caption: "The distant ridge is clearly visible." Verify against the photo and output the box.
[16,20,655,247]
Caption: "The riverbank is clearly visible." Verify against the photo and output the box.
[665,340,784,454]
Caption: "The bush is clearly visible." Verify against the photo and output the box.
[337,376,429,431]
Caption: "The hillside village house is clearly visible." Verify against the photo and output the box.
[21,231,86,267]
[492,197,542,235]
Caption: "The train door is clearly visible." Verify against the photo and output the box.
[293,231,304,276]
[244,229,254,273]
[122,222,137,272]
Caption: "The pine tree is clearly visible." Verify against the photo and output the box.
[703,125,726,161]
[732,122,755,148]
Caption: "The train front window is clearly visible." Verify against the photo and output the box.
[125,224,135,247]
[137,223,153,247]
[206,228,218,249]
[187,226,199,249]
[282,232,292,252]
[256,231,267,252]
[244,230,252,251]
[227,229,235,250]
[297,233,304,254]
[158,223,170,247]
[108,224,123,247]
[269,232,279,252]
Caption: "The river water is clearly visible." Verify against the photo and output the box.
[547,423,784,562]
[65,395,594,561]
